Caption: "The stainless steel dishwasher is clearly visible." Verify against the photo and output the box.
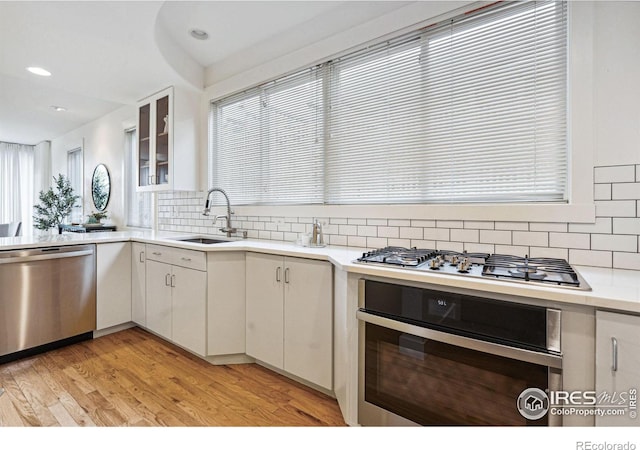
[0,244,96,359]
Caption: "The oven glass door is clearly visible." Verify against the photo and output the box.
[364,322,550,426]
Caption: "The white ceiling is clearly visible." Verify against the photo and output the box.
[0,1,411,146]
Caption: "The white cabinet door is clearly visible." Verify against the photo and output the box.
[246,253,284,369]
[96,242,132,330]
[131,242,146,326]
[284,257,333,390]
[146,259,172,340]
[208,252,246,356]
[172,265,206,356]
[596,310,640,426]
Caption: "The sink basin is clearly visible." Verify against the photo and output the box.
[171,237,229,245]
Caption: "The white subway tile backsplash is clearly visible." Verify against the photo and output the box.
[613,218,640,235]
[357,225,378,237]
[437,220,463,229]
[347,236,367,248]
[513,231,548,247]
[388,219,411,227]
[530,246,568,260]
[614,252,640,270]
[494,245,531,257]
[378,226,399,238]
[480,230,511,245]
[594,165,635,183]
[388,238,411,248]
[612,183,640,200]
[437,241,464,252]
[569,249,613,268]
[464,243,494,253]
[594,184,612,201]
[549,232,590,249]
[591,234,638,252]
[411,220,436,227]
[464,221,494,230]
[411,239,436,248]
[424,228,449,241]
[367,237,388,248]
[495,221,528,231]
[569,218,612,234]
[339,224,358,236]
[451,229,479,243]
[595,200,636,217]
[157,164,640,271]
[400,227,423,240]
[529,222,568,232]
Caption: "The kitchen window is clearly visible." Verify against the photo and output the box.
[209,1,567,206]
[67,147,83,223]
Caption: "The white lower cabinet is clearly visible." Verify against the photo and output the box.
[246,252,333,390]
[596,310,640,426]
[131,242,146,326]
[145,245,206,356]
[96,242,132,330]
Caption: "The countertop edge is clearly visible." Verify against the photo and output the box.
[2,232,639,314]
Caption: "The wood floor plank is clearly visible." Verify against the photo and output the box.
[0,327,346,427]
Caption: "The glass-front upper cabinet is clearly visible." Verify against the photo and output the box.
[136,86,173,191]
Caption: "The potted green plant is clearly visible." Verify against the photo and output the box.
[33,174,80,234]
[87,211,108,224]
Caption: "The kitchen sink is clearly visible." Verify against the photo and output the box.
[170,237,229,245]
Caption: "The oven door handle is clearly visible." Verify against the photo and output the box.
[356,310,562,369]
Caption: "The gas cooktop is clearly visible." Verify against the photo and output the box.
[354,247,591,291]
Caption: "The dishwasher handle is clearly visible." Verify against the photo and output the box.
[0,249,94,265]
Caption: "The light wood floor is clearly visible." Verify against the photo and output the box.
[0,327,346,427]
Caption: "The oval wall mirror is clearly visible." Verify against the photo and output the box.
[91,163,111,211]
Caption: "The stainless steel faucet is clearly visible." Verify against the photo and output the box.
[203,187,237,237]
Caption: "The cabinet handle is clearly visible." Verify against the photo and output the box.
[139,251,145,263]
[148,175,153,185]
[171,274,176,287]
[165,273,171,286]
[612,337,618,372]
[152,252,162,256]
[276,266,281,282]
[284,267,290,284]
[181,257,192,262]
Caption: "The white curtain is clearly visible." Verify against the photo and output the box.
[0,142,35,234]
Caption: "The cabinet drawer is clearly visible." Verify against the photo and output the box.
[146,244,206,271]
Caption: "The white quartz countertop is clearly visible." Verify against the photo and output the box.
[2,231,640,314]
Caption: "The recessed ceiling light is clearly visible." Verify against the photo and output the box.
[189,28,209,40]
[26,66,52,77]
[50,105,66,112]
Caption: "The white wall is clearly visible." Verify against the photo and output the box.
[51,104,136,228]
[593,2,640,166]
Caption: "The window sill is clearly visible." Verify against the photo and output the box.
[233,202,596,224]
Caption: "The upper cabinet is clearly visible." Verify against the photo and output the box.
[136,86,199,192]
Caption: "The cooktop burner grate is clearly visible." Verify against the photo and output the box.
[481,254,581,287]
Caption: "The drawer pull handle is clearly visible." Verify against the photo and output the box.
[276,266,281,282]
[181,257,192,261]
[171,274,176,288]
[165,273,171,286]
[152,252,162,256]
[139,251,145,263]
[284,267,290,284]
[612,337,618,372]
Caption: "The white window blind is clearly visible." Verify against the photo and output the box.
[210,67,324,205]
[210,1,567,205]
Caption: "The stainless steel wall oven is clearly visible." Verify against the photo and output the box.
[357,279,563,426]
